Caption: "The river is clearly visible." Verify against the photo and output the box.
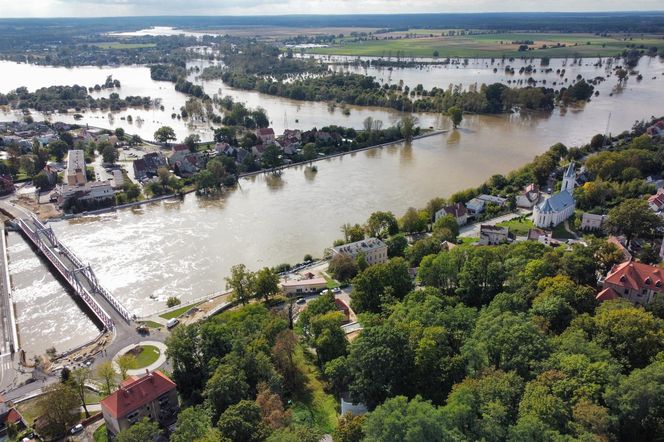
[3,55,664,356]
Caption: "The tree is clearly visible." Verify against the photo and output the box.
[184,134,201,152]
[448,106,463,129]
[432,214,459,238]
[70,368,91,418]
[48,140,68,162]
[205,363,250,420]
[302,143,317,161]
[19,155,36,176]
[348,324,415,408]
[154,126,176,144]
[262,144,282,169]
[386,234,408,258]
[217,400,269,442]
[399,115,418,141]
[351,258,412,314]
[167,296,181,308]
[442,369,524,441]
[334,412,365,442]
[585,300,664,370]
[35,382,80,439]
[255,382,291,430]
[254,267,280,303]
[328,253,358,282]
[32,171,51,190]
[341,223,365,243]
[100,142,117,164]
[311,311,348,366]
[117,354,136,380]
[166,324,207,403]
[272,329,304,394]
[117,417,161,442]
[606,358,664,441]
[225,264,256,305]
[605,199,663,246]
[171,406,213,442]
[362,396,451,441]
[399,207,427,233]
[96,360,117,396]
[114,127,125,140]
[365,211,399,238]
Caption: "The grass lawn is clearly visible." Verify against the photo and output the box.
[127,345,161,369]
[552,222,575,240]
[497,217,535,236]
[159,302,201,320]
[309,31,664,58]
[458,236,478,244]
[290,347,338,434]
[140,320,163,329]
[94,424,108,442]
[16,396,40,426]
[322,273,340,289]
[84,389,102,405]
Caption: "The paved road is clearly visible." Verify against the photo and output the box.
[0,224,16,356]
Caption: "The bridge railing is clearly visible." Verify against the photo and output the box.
[16,218,115,330]
[27,216,132,323]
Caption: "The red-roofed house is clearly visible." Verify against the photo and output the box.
[598,260,664,305]
[100,370,178,438]
[0,395,25,438]
[256,128,275,144]
[648,188,664,211]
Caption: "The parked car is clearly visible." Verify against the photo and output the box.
[70,424,84,434]
[296,297,306,305]
[166,318,179,329]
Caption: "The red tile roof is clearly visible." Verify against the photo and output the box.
[604,260,664,293]
[596,287,620,302]
[101,371,176,419]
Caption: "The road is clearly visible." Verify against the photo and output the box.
[459,210,531,238]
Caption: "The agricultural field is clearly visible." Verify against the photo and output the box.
[307,30,664,58]
[93,42,157,49]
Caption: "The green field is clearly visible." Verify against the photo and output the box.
[93,42,157,49]
[308,31,664,58]
[497,217,535,236]
[128,344,161,369]
[159,302,201,320]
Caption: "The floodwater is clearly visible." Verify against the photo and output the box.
[2,55,664,354]
[6,232,98,358]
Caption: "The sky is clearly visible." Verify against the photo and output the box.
[0,0,663,18]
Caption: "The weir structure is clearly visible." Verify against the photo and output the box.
[15,216,132,331]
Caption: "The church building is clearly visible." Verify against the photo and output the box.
[533,163,576,228]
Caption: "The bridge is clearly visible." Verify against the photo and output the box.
[15,216,132,331]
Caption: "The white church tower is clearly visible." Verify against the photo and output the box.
[561,162,576,194]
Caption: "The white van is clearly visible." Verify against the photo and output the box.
[166,318,179,329]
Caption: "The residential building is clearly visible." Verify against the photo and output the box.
[580,213,606,231]
[533,163,576,228]
[100,370,179,439]
[134,152,167,181]
[528,228,560,247]
[66,150,87,186]
[331,238,388,265]
[435,202,468,225]
[608,236,632,262]
[646,120,664,137]
[281,277,327,295]
[597,260,664,306]
[648,188,664,211]
[59,181,114,205]
[256,128,276,144]
[479,225,509,245]
[0,396,25,438]
[466,194,508,215]
[516,183,540,209]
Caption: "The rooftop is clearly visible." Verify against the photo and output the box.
[100,370,176,419]
[604,260,664,293]
[537,190,574,214]
[332,237,387,256]
[281,277,327,287]
[66,150,86,174]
